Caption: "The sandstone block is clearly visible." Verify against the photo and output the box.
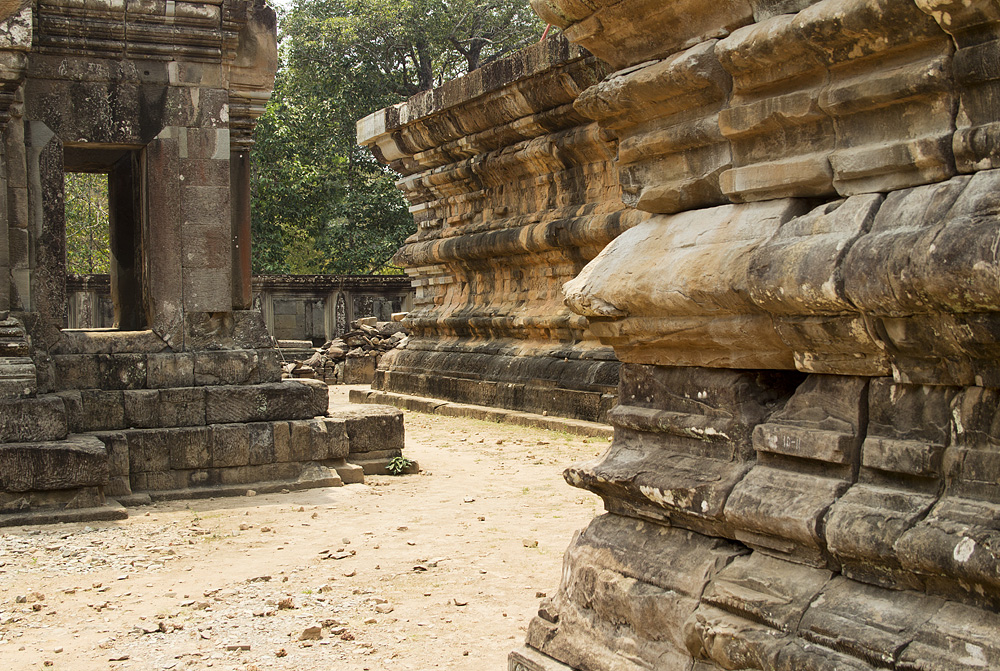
[334,404,403,456]
[211,424,250,468]
[576,40,732,214]
[52,354,100,390]
[204,380,327,424]
[287,420,314,463]
[0,435,108,492]
[566,365,799,536]
[158,387,207,427]
[97,353,147,390]
[74,390,125,432]
[123,389,160,429]
[247,422,276,465]
[747,195,889,375]
[530,0,754,70]
[194,349,257,385]
[0,395,68,443]
[310,418,349,460]
[96,432,129,479]
[146,352,194,388]
[524,513,745,670]
[564,200,809,368]
[127,430,172,474]
[273,421,291,463]
[717,13,836,202]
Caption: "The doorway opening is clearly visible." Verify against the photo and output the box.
[63,145,147,331]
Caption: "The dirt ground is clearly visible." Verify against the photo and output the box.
[0,388,608,670]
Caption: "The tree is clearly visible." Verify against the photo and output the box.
[64,172,110,275]
[250,0,545,275]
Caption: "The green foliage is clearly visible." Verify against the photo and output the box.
[386,455,414,475]
[64,172,110,275]
[250,0,545,275]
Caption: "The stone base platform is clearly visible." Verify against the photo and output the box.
[0,401,404,525]
[373,348,619,424]
[349,387,613,439]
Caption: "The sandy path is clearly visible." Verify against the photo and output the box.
[0,390,607,670]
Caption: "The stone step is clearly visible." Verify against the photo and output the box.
[0,318,36,399]
[0,357,37,398]
[0,395,68,443]
[0,433,108,493]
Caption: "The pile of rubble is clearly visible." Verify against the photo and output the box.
[284,316,408,385]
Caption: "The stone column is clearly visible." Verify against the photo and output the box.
[230,147,252,309]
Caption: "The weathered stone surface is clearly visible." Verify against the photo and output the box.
[726,375,867,566]
[525,514,745,671]
[747,195,888,375]
[564,200,809,369]
[444,2,1000,669]
[916,0,1000,173]
[529,0,755,70]
[843,171,1000,386]
[357,36,624,422]
[825,379,955,589]
[0,395,66,442]
[576,40,733,214]
[0,435,107,492]
[567,364,799,536]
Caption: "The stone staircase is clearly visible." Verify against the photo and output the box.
[0,317,36,398]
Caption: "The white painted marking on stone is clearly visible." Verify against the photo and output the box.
[958,642,987,667]
[953,536,976,564]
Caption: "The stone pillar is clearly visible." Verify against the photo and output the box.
[230,148,252,309]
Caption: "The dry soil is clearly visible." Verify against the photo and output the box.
[0,388,608,671]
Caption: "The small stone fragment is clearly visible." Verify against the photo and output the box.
[299,624,323,641]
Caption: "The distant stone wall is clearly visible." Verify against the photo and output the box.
[254,274,411,345]
[67,274,414,345]
[370,0,1000,669]
[357,36,629,423]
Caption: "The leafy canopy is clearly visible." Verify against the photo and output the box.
[64,172,110,275]
[250,0,545,275]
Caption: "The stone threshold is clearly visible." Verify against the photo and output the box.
[349,388,614,439]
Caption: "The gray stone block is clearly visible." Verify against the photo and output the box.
[212,424,250,468]
[0,435,108,492]
[146,352,194,388]
[0,395,68,443]
[124,389,160,428]
[167,427,211,470]
[127,430,171,474]
[158,387,206,427]
[247,422,276,465]
[97,354,148,390]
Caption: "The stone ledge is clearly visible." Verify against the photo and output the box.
[509,646,575,671]
[0,499,127,528]
[349,388,613,439]
[138,462,345,502]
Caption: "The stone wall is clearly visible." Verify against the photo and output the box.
[66,273,413,344]
[0,0,405,525]
[357,37,632,423]
[372,0,1000,669]
[254,274,411,344]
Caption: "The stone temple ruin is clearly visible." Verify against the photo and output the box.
[360,0,1000,669]
[0,0,404,525]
